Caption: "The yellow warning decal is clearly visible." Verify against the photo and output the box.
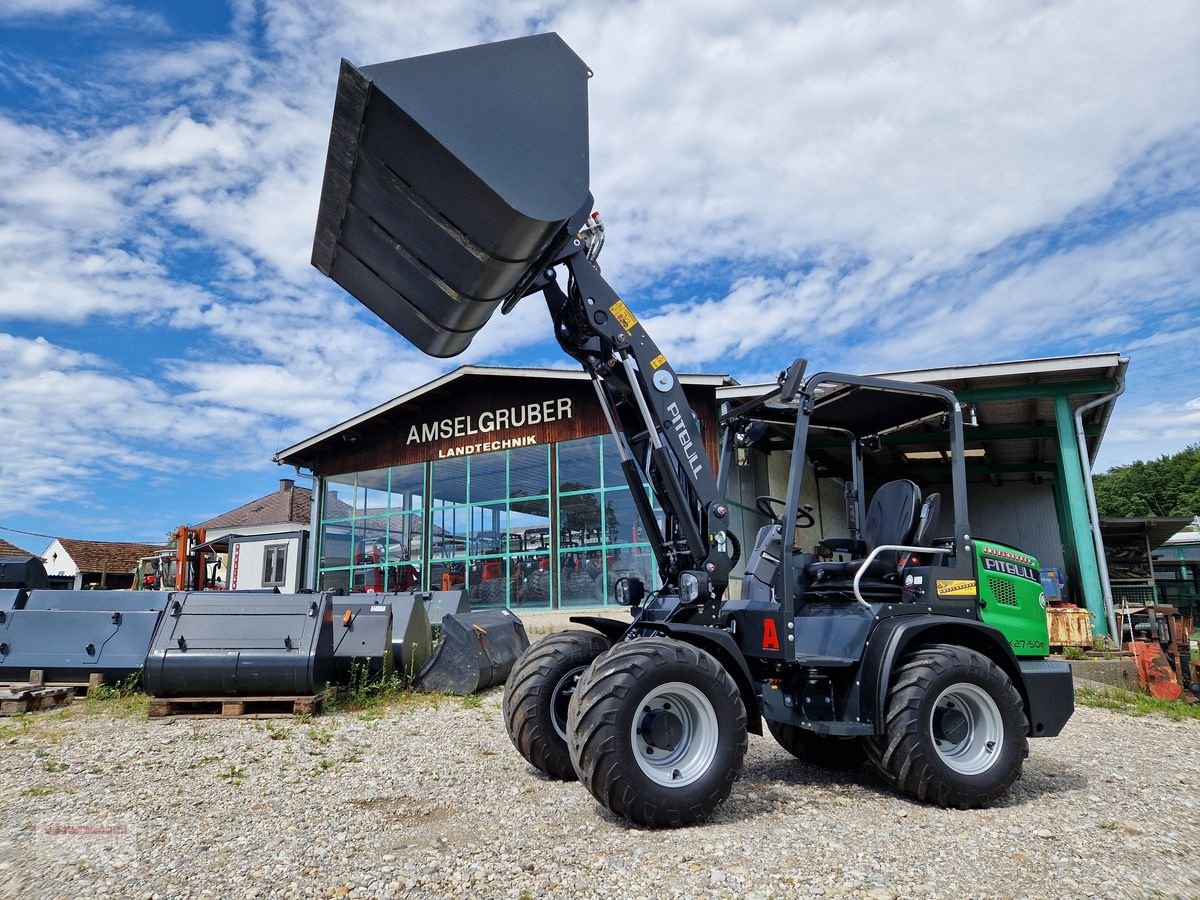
[936,579,977,597]
[610,300,638,331]
[650,354,667,370]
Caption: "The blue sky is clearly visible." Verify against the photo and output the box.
[0,0,1197,553]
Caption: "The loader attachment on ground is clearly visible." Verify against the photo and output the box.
[312,33,592,357]
[144,592,336,697]
[414,610,529,695]
[331,598,394,681]
[0,590,166,683]
[385,591,434,676]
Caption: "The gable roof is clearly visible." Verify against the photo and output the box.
[54,538,165,574]
[197,481,312,531]
[0,536,36,557]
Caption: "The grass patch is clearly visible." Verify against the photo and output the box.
[1062,646,1089,660]
[21,785,56,797]
[328,660,443,715]
[1075,686,1200,722]
[81,670,150,717]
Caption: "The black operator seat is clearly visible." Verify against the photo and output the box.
[807,479,923,583]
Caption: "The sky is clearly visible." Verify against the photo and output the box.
[0,0,1197,552]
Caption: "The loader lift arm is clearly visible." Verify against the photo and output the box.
[532,238,735,621]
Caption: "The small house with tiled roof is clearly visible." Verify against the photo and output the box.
[191,479,314,592]
[42,537,165,590]
[0,537,37,558]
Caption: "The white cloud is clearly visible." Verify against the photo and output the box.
[0,0,1196,528]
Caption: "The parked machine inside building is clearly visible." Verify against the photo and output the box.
[310,32,1074,826]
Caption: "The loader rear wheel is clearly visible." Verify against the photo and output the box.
[865,644,1027,809]
[567,638,747,828]
[503,630,611,780]
[766,720,866,768]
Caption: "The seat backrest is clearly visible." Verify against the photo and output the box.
[861,480,922,568]
[913,492,942,546]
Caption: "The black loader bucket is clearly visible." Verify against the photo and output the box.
[312,33,592,356]
[414,610,529,695]
[144,592,336,697]
[331,598,394,681]
[385,591,433,677]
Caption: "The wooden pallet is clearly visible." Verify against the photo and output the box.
[147,688,336,720]
[0,671,107,698]
[0,684,74,715]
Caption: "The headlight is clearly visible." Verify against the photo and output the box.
[679,571,709,605]
[614,576,645,606]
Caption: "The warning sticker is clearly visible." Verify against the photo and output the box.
[650,354,667,370]
[936,579,978,597]
[609,300,638,331]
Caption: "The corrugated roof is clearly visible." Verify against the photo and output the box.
[197,481,312,530]
[0,537,36,557]
[54,538,165,574]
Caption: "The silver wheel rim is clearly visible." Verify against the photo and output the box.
[550,666,586,742]
[630,681,719,787]
[929,682,1004,775]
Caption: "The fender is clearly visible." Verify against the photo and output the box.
[858,615,1030,735]
[638,622,763,735]
[568,615,629,643]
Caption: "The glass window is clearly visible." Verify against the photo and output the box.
[324,477,356,520]
[557,437,601,492]
[470,453,507,504]
[559,549,606,608]
[559,492,603,548]
[431,456,469,506]
[319,521,352,570]
[262,544,287,586]
[354,468,390,517]
[509,444,549,497]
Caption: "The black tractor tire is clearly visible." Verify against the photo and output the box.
[566,638,747,828]
[766,720,867,769]
[865,644,1028,809]
[503,630,612,780]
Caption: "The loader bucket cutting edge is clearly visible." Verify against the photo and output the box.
[312,33,592,357]
[413,610,530,695]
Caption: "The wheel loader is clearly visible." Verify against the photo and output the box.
[310,32,1074,827]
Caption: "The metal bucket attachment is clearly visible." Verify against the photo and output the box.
[0,556,48,589]
[414,609,529,694]
[331,598,394,680]
[312,33,592,357]
[0,590,166,683]
[386,592,433,676]
[421,589,470,625]
[144,592,336,698]
[24,590,170,612]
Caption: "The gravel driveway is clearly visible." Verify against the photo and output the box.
[0,690,1196,900]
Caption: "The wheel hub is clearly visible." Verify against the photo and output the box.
[550,666,586,742]
[929,682,1004,776]
[639,707,685,751]
[630,681,720,788]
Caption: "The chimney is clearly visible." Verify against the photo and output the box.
[280,478,295,493]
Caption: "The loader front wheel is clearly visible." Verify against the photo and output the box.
[865,644,1027,808]
[767,720,866,768]
[503,630,611,780]
[567,638,747,828]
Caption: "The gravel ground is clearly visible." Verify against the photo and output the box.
[0,691,1196,900]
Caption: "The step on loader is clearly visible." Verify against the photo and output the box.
[311,33,1074,827]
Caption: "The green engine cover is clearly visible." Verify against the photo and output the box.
[974,541,1049,657]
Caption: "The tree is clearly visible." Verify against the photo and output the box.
[1093,443,1200,517]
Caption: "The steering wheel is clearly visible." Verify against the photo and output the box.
[756,495,816,529]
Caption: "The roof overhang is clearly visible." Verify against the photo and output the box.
[718,353,1129,484]
[276,364,732,467]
